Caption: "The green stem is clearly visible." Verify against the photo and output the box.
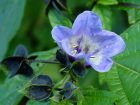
[54,74,71,89]
[29,59,60,64]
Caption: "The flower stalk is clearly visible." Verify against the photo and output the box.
[29,59,60,64]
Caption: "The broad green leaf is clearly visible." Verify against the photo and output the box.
[31,47,61,82]
[30,47,61,81]
[31,47,58,60]
[77,87,117,105]
[98,0,118,5]
[6,0,45,55]
[48,9,72,27]
[0,76,26,105]
[79,69,100,88]
[100,20,140,105]
[0,0,26,59]
[92,5,113,30]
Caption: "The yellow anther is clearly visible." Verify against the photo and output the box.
[72,44,78,48]
[90,55,95,58]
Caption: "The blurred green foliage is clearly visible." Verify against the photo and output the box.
[0,0,140,105]
[0,0,26,59]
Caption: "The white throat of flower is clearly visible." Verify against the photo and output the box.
[67,34,102,65]
[69,35,99,55]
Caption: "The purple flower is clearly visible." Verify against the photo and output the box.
[51,11,125,72]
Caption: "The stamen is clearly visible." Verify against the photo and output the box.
[90,55,95,62]
[72,44,78,48]
[70,35,98,55]
[90,54,102,65]
[71,50,77,55]
[90,56,95,58]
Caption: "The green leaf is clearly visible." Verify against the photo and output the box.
[30,47,59,76]
[0,76,25,105]
[58,100,72,105]
[92,5,113,30]
[127,9,140,24]
[98,0,118,5]
[29,47,60,80]
[0,0,26,59]
[0,65,7,84]
[31,48,62,82]
[118,5,140,24]
[100,20,140,105]
[93,5,129,34]
[79,69,100,88]
[27,100,50,105]
[31,47,58,60]
[77,87,117,105]
[27,100,72,105]
[48,9,72,27]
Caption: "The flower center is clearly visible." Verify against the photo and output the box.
[69,35,99,56]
